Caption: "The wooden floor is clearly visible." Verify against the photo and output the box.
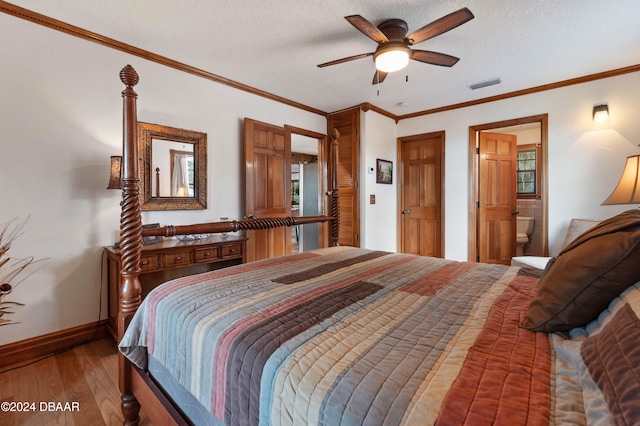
[0,338,151,425]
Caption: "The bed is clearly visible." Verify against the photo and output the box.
[115,66,640,425]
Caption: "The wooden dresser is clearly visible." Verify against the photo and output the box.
[106,235,247,339]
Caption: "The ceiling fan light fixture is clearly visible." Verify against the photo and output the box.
[374,43,410,73]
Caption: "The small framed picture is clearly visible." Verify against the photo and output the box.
[142,223,163,246]
[376,159,393,184]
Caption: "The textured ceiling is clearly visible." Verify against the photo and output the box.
[7,0,640,116]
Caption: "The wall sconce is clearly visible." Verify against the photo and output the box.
[107,155,122,189]
[602,154,640,205]
[592,104,609,123]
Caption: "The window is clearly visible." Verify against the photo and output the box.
[517,144,541,198]
[170,149,195,197]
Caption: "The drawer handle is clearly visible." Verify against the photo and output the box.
[229,248,235,253]
[175,256,182,261]
[141,260,149,266]
[204,252,210,256]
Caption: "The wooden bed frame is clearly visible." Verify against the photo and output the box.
[116,65,341,425]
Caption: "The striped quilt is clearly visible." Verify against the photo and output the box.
[120,247,637,425]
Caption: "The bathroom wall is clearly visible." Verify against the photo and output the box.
[517,199,543,255]
[513,125,543,255]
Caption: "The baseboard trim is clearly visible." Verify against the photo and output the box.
[0,320,111,370]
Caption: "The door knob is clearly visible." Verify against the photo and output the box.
[512,210,520,215]
[402,210,411,215]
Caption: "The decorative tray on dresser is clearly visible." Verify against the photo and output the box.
[106,235,247,339]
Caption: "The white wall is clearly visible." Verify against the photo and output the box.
[359,110,398,251]
[0,14,325,345]
[395,72,640,260]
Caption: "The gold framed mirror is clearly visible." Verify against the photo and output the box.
[138,122,207,210]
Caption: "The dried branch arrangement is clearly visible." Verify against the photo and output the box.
[0,218,42,326]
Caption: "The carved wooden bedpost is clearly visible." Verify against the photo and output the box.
[117,65,142,426]
[330,128,340,246]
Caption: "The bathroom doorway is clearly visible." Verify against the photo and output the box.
[468,114,548,263]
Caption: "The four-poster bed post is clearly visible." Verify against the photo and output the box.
[116,64,340,425]
[117,65,143,425]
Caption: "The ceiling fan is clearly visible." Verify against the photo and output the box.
[318,7,474,84]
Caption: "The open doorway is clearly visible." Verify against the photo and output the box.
[286,126,327,253]
[468,114,548,263]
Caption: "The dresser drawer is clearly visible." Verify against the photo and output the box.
[162,250,191,267]
[107,236,246,340]
[195,247,219,262]
[221,244,242,258]
[140,255,160,272]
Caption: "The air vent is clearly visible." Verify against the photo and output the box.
[468,78,501,90]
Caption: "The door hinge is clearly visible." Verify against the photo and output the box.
[476,255,480,262]
[355,180,359,189]
[476,201,480,208]
[356,234,359,242]
[476,147,480,154]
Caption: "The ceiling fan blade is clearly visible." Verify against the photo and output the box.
[317,52,373,68]
[405,7,474,45]
[345,15,389,43]
[371,70,388,85]
[411,50,460,67]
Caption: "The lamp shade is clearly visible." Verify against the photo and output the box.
[602,155,640,205]
[175,185,189,197]
[107,155,122,189]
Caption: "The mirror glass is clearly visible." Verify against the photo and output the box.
[138,122,207,210]
[291,134,321,253]
[151,139,194,197]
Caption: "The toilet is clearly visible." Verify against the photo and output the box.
[516,216,535,256]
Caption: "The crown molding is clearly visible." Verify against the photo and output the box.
[3,1,639,123]
[332,64,640,122]
[360,103,400,123]
[396,64,640,121]
[0,0,326,117]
